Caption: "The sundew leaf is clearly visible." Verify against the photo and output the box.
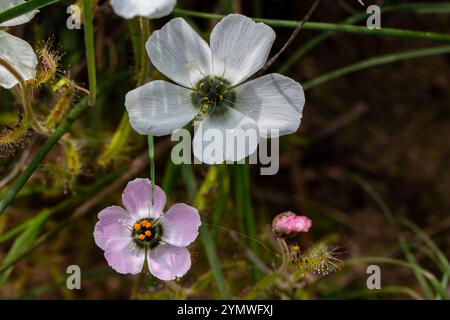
[0,209,51,287]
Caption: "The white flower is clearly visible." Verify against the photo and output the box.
[125,14,305,164]
[110,0,176,20]
[0,0,38,89]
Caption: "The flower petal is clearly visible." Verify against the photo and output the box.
[122,178,166,220]
[0,0,37,27]
[162,203,201,247]
[104,238,145,275]
[0,31,37,89]
[234,73,305,137]
[94,206,133,251]
[210,14,275,86]
[110,0,176,20]
[146,17,212,88]
[148,244,191,281]
[193,108,259,164]
[125,80,198,136]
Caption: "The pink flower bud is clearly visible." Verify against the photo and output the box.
[272,212,312,237]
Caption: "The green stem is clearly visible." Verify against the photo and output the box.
[0,97,89,215]
[128,18,143,74]
[303,45,450,90]
[83,0,97,107]
[173,8,450,43]
[0,0,61,24]
[147,135,155,204]
[138,17,150,86]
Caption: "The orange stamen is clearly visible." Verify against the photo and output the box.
[145,230,152,237]
[134,223,141,231]
[138,234,145,240]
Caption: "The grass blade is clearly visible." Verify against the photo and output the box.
[352,177,435,299]
[303,45,450,90]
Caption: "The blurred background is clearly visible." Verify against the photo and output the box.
[0,0,449,299]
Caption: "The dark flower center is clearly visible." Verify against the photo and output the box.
[191,76,236,118]
[131,218,163,249]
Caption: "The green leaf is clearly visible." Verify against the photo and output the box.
[0,210,51,287]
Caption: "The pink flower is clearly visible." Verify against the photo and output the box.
[272,212,312,236]
[93,178,201,280]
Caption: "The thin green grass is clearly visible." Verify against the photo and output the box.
[0,0,62,24]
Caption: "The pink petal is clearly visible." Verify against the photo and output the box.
[162,203,201,247]
[274,214,312,234]
[94,206,132,250]
[122,178,166,220]
[147,244,191,281]
[104,238,145,275]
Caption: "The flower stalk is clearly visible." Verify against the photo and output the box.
[83,0,97,107]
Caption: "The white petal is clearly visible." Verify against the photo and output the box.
[125,80,198,136]
[210,14,275,86]
[104,238,145,275]
[193,108,259,164]
[0,0,37,27]
[122,178,166,220]
[0,31,37,89]
[148,244,191,281]
[110,0,176,20]
[161,203,201,247]
[234,74,305,137]
[94,206,133,251]
[146,17,212,88]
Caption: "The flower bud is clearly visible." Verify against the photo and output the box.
[272,211,312,237]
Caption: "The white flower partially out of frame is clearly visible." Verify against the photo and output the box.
[125,14,305,164]
[0,0,38,89]
[110,0,176,20]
